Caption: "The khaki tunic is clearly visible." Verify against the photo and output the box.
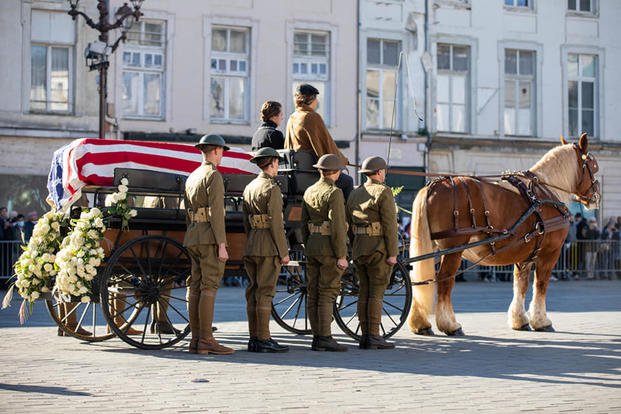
[301,177,348,258]
[183,161,226,290]
[346,178,399,260]
[242,172,288,258]
[284,104,349,167]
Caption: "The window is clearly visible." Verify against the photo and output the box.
[504,0,532,8]
[436,43,469,133]
[504,49,535,136]
[365,38,401,130]
[292,31,330,124]
[121,20,166,119]
[30,11,74,113]
[210,26,249,122]
[568,0,594,13]
[567,53,597,137]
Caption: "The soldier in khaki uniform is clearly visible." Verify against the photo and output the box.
[346,156,398,349]
[184,134,234,355]
[242,147,291,353]
[301,154,349,352]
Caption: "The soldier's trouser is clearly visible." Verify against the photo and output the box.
[187,244,225,339]
[306,255,344,337]
[244,256,281,340]
[354,251,393,336]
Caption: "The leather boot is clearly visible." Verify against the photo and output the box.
[311,336,348,352]
[367,297,394,349]
[255,303,272,342]
[197,290,234,355]
[187,291,200,354]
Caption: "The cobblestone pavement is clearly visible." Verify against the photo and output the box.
[1,281,620,413]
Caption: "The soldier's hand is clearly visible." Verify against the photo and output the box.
[281,255,290,265]
[337,257,348,270]
[386,256,397,266]
[218,244,229,262]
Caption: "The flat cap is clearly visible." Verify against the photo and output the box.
[195,134,230,151]
[249,147,283,164]
[313,154,344,171]
[359,156,387,173]
[296,83,319,96]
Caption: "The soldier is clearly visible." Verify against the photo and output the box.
[242,147,291,353]
[301,154,349,352]
[184,134,234,355]
[346,156,398,349]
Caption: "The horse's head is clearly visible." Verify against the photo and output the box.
[560,133,600,208]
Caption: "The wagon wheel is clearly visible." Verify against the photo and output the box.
[334,261,412,340]
[45,287,120,342]
[100,235,191,349]
[271,253,311,335]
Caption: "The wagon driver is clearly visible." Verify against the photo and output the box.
[242,147,290,353]
[346,156,398,350]
[301,154,349,352]
[184,134,234,355]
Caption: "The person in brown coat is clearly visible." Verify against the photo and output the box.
[346,156,398,350]
[242,147,290,353]
[301,154,349,352]
[184,134,234,355]
[285,84,353,199]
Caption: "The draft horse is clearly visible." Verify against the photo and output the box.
[408,133,600,336]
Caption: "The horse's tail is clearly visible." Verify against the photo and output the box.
[408,186,436,330]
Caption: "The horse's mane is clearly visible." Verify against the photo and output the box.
[530,144,578,203]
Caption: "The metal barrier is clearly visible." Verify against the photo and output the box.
[0,240,23,281]
[460,240,620,282]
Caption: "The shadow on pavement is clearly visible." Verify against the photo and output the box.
[0,383,92,396]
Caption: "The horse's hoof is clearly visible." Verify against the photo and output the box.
[534,324,555,332]
[415,327,434,336]
[446,327,465,336]
[514,323,531,331]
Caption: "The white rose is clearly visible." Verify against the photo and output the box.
[41,286,50,293]
[51,222,60,231]
[80,296,91,303]
[129,209,138,218]
[91,208,101,216]
[117,191,127,201]
[121,177,129,186]
[31,291,40,300]
[118,184,128,193]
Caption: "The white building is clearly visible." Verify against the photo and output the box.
[0,0,357,212]
[360,0,620,219]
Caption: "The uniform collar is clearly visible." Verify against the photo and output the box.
[202,160,216,169]
[259,171,273,180]
[365,177,383,186]
[320,176,335,185]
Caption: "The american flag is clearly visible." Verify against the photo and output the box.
[47,138,258,210]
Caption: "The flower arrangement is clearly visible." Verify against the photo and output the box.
[12,211,66,303]
[55,208,106,303]
[106,178,137,231]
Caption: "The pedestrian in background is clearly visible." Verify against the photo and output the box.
[251,100,285,151]
[301,154,349,352]
[242,147,290,353]
[583,217,600,280]
[347,156,398,350]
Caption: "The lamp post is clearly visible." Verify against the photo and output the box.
[67,0,144,139]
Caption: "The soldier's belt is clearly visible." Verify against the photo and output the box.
[308,221,331,236]
[249,214,271,229]
[188,207,211,223]
[352,222,383,236]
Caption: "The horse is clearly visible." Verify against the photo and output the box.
[408,133,600,336]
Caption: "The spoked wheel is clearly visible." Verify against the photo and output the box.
[100,235,191,349]
[334,261,412,340]
[45,288,119,342]
[271,257,311,335]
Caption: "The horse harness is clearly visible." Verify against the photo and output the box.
[427,171,571,265]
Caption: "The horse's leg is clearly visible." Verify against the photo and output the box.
[508,262,533,330]
[528,257,555,331]
[435,252,464,336]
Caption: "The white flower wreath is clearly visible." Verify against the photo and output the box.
[55,208,106,303]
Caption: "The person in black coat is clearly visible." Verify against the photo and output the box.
[251,101,285,151]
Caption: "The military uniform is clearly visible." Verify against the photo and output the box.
[302,169,348,351]
[346,157,399,349]
[242,168,289,351]
[183,134,233,355]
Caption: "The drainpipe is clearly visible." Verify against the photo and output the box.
[354,0,361,185]
[424,0,432,173]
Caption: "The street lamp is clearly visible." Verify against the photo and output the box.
[67,0,144,139]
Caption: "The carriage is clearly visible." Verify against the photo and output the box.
[40,133,600,349]
[43,145,413,350]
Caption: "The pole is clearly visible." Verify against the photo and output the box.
[98,62,108,139]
